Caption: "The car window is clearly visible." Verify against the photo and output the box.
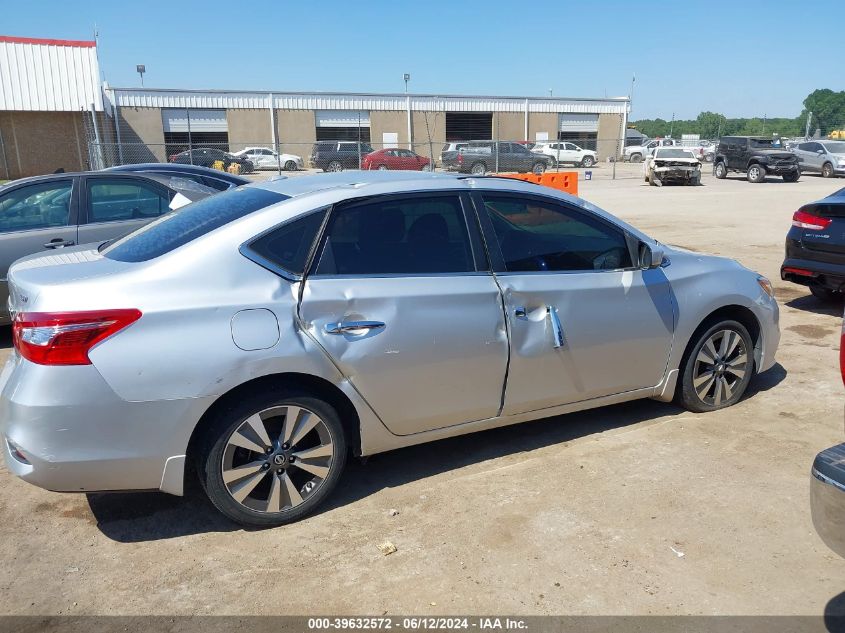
[246,209,327,276]
[102,188,289,262]
[314,195,474,275]
[0,180,73,234]
[482,195,632,273]
[88,179,170,223]
[565,143,577,151]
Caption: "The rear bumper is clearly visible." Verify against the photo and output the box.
[781,257,845,290]
[811,442,845,558]
[0,353,211,495]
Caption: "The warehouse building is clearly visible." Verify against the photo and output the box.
[1,33,630,177]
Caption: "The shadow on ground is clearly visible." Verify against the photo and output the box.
[825,591,845,632]
[89,365,786,543]
[786,294,845,318]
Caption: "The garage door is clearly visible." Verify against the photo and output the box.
[558,113,599,133]
[315,110,371,142]
[162,109,228,133]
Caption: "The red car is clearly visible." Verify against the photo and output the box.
[361,148,431,171]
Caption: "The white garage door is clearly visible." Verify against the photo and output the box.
[162,109,228,133]
[315,110,370,127]
[558,113,599,133]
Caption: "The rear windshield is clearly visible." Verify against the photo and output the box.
[102,187,288,262]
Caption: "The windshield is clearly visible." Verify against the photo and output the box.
[823,142,845,154]
[102,187,288,262]
[749,138,775,148]
[656,149,695,159]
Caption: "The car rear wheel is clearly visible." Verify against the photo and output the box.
[470,162,487,176]
[714,161,727,179]
[532,162,546,175]
[196,390,347,527]
[327,160,343,172]
[581,155,595,167]
[704,152,714,163]
[676,320,754,413]
[810,286,843,302]
[822,162,835,178]
[747,164,766,183]
[284,160,297,171]
[377,164,389,171]
[782,169,800,182]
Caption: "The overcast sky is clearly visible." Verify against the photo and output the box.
[4,0,843,120]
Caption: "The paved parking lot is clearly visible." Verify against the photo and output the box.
[1,169,845,616]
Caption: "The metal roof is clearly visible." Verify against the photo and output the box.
[0,35,103,111]
[108,87,628,114]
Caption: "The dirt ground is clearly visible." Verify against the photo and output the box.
[1,166,845,617]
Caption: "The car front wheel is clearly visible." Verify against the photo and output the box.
[470,162,487,176]
[581,155,595,167]
[747,164,766,183]
[532,162,546,175]
[714,161,727,179]
[196,390,347,527]
[676,320,754,413]
[284,160,297,171]
[822,162,835,178]
[782,169,800,182]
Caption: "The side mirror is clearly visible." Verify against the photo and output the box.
[638,242,664,269]
[817,149,825,155]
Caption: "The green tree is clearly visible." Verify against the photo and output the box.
[801,89,845,135]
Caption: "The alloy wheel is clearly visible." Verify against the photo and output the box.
[692,329,748,407]
[221,405,335,514]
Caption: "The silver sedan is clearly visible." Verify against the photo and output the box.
[0,172,780,526]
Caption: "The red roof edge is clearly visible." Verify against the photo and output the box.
[0,35,96,48]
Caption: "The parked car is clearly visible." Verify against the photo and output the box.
[361,148,431,171]
[440,142,468,163]
[309,141,374,172]
[0,171,216,324]
[624,138,680,163]
[713,136,800,183]
[1,171,780,527]
[230,147,304,172]
[780,186,845,301]
[441,141,554,175]
[791,140,845,178]
[643,147,702,186]
[810,320,845,558]
[169,148,254,174]
[105,163,249,191]
[686,140,717,163]
[532,142,597,167]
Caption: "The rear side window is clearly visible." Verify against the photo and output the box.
[246,210,327,276]
[102,188,288,262]
[314,195,474,275]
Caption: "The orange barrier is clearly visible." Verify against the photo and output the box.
[496,171,578,196]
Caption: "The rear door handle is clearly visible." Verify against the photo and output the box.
[547,306,565,348]
[44,238,75,249]
[325,320,385,335]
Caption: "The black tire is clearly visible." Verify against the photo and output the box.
[714,161,727,179]
[196,389,347,527]
[327,160,343,172]
[284,160,297,171]
[782,169,800,183]
[581,155,596,167]
[377,164,389,171]
[470,162,487,176]
[810,286,842,302]
[629,153,643,163]
[532,162,546,175]
[690,174,701,186]
[747,163,766,183]
[704,152,714,163]
[675,319,754,413]
[822,162,835,178]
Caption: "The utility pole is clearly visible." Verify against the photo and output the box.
[669,112,675,138]
[805,111,813,139]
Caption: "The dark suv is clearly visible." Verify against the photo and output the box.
[310,141,375,172]
[713,136,799,183]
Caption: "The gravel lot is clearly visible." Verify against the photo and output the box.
[1,167,844,617]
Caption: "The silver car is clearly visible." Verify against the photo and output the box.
[792,140,845,178]
[0,172,780,527]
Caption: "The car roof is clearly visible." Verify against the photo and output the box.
[0,170,171,190]
[105,163,249,184]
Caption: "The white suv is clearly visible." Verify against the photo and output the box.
[230,147,304,171]
[532,142,597,167]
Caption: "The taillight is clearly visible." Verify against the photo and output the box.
[457,154,463,164]
[12,309,142,366]
[792,209,832,230]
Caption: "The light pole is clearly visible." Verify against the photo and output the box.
[404,73,411,150]
[136,64,145,87]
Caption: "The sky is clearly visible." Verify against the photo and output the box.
[3,0,843,120]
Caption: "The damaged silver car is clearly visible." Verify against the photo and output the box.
[644,147,702,186]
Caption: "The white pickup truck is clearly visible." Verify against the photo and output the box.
[624,138,681,163]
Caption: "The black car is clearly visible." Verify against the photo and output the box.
[440,141,553,176]
[713,136,800,183]
[781,186,845,300]
[169,148,254,174]
[105,163,249,191]
[310,141,374,172]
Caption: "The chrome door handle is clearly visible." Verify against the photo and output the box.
[547,306,565,348]
[44,239,75,249]
[325,320,385,335]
